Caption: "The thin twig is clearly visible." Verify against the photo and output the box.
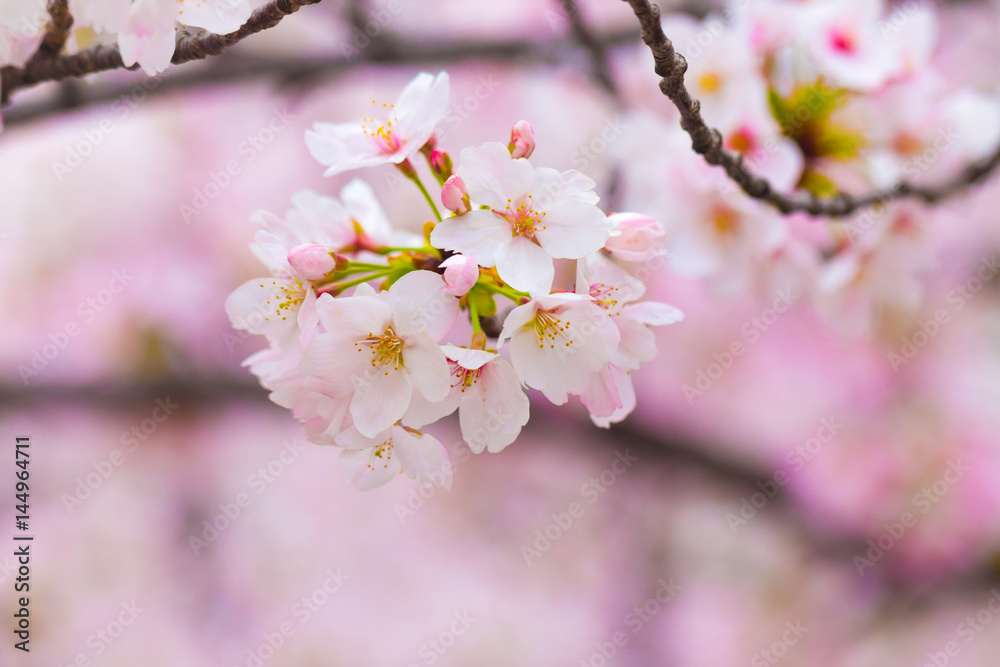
[557,0,621,98]
[1,0,325,104]
[3,28,643,127]
[622,0,1000,217]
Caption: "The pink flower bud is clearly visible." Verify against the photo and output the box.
[441,175,471,214]
[604,212,667,262]
[288,243,336,280]
[428,149,453,179]
[440,253,479,296]
[508,120,535,158]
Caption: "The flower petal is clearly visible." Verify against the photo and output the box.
[495,236,554,297]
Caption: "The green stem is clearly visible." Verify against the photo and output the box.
[469,293,483,336]
[319,268,394,294]
[477,281,530,303]
[402,161,443,222]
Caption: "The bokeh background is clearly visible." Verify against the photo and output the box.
[3,0,1000,665]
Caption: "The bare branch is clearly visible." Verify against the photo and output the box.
[557,0,621,98]
[32,0,74,61]
[622,0,1000,217]
[1,0,325,104]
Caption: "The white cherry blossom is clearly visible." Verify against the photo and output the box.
[306,71,450,176]
[431,142,612,296]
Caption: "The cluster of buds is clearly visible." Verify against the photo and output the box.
[228,72,682,491]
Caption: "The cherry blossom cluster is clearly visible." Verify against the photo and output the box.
[227,71,682,490]
[0,0,254,77]
[617,0,1000,337]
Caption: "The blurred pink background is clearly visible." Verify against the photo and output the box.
[3,0,1000,665]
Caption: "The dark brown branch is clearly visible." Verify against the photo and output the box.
[33,0,74,60]
[1,0,324,104]
[622,0,1000,217]
[557,0,621,98]
[4,28,644,127]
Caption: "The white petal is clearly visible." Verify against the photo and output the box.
[393,71,450,151]
[402,383,460,429]
[351,367,413,437]
[495,236,554,297]
[429,210,509,267]
[178,0,251,33]
[403,335,452,402]
[338,448,399,490]
[456,142,535,210]
[535,199,613,259]
[334,425,386,450]
[392,428,453,490]
[386,270,459,340]
[460,358,530,453]
[441,344,498,370]
[314,292,391,339]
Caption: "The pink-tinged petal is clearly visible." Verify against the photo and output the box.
[584,366,636,429]
[623,301,684,327]
[118,0,177,76]
[351,368,413,437]
[577,252,646,306]
[535,199,613,259]
[225,278,298,346]
[430,209,509,267]
[392,428,453,490]
[305,123,387,177]
[392,72,450,151]
[334,425,387,450]
[613,316,657,370]
[177,0,251,33]
[296,287,320,348]
[495,236,554,297]
[402,335,451,402]
[530,167,600,206]
[456,142,534,209]
[338,448,400,490]
[385,270,459,340]
[340,179,394,242]
[460,358,530,453]
[508,330,590,404]
[604,212,668,262]
[313,292,391,339]
[299,333,367,396]
[497,300,540,349]
[579,365,624,420]
[442,344,497,370]
[440,253,479,296]
[402,382,460,429]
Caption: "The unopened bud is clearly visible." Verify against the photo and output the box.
[508,120,535,159]
[288,243,336,280]
[441,175,471,214]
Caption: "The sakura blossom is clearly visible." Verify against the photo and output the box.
[226,71,680,487]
